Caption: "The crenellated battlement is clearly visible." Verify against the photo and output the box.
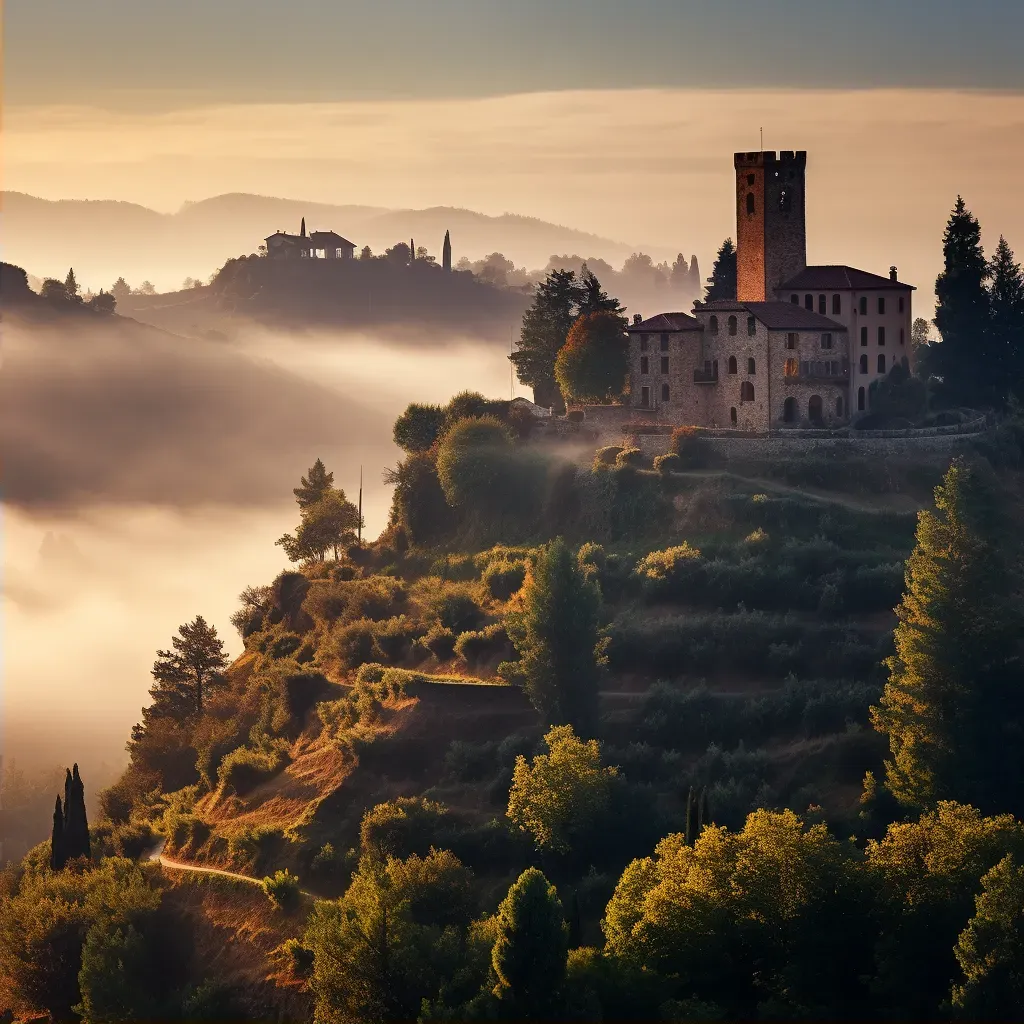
[734,150,807,168]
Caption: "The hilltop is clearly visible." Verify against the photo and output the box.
[2,191,671,294]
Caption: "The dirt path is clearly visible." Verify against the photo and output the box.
[148,841,315,898]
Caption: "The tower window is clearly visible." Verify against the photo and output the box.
[878,354,886,373]
[860,326,868,346]
[859,297,868,315]
[740,381,755,403]
[818,294,826,315]
[660,333,669,351]
[639,334,649,351]
[746,193,755,215]
[790,294,799,305]
[747,173,755,185]
[878,297,886,314]
[832,294,841,314]
[747,316,756,336]
[786,332,797,350]
[660,356,669,374]
[640,356,649,374]
[878,326,886,346]
[728,356,737,374]
[859,354,868,373]
[728,315,737,336]
[747,357,756,375]
[804,294,814,311]
[709,315,719,334]
[661,383,670,402]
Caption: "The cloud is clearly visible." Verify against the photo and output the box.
[0,313,396,511]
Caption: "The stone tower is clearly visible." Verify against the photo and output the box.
[734,150,807,302]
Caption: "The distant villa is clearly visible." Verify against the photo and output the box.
[265,217,356,260]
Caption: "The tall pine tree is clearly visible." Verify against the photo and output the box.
[871,458,1024,814]
[988,235,1024,403]
[148,616,229,721]
[705,239,737,301]
[933,197,991,405]
[293,458,334,508]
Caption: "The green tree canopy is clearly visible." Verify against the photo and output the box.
[933,196,991,405]
[293,457,334,508]
[279,488,361,562]
[554,310,630,405]
[950,854,1024,1018]
[110,277,131,303]
[148,615,229,721]
[504,538,605,733]
[576,265,625,318]
[491,868,568,1019]
[393,402,446,453]
[871,459,1024,814]
[989,235,1024,403]
[507,725,616,854]
[705,238,737,301]
[435,415,515,512]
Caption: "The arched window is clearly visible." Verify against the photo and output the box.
[661,383,670,402]
[747,315,756,336]
[836,396,844,417]
[808,395,823,424]
[878,326,886,346]
[747,357,756,375]
[877,354,886,373]
[728,315,737,336]
[728,355,738,374]
[832,294,841,315]
[784,358,799,377]
[818,294,826,315]
[858,386,866,411]
[804,294,814,311]
[783,396,797,423]
[730,406,738,424]
[859,354,868,373]
[746,192,755,215]
[709,315,719,334]
[740,381,755,403]
[790,294,799,305]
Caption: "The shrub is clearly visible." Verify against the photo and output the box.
[261,869,301,911]
[269,632,303,659]
[371,615,419,664]
[435,415,516,510]
[670,425,712,469]
[653,452,680,475]
[217,742,288,795]
[428,584,484,632]
[393,402,446,452]
[331,617,377,669]
[634,542,702,582]
[420,623,457,660]
[483,559,527,600]
[455,622,512,666]
[567,409,585,423]
[614,447,644,469]
[593,446,623,470]
[359,796,455,860]
[277,937,315,978]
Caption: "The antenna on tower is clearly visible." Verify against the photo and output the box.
[357,465,363,547]
[760,126,763,151]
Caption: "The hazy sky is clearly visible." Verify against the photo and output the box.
[6,1,1024,108]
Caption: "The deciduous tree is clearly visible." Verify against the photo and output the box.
[555,310,629,404]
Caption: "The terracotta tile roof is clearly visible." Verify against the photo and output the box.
[743,302,848,331]
[627,311,702,333]
[309,230,356,247]
[778,265,915,291]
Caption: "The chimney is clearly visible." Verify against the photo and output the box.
[633,313,642,325]
[889,266,898,281]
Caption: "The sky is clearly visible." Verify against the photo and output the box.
[6,1,1024,108]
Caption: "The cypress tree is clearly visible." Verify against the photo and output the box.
[50,796,66,870]
[687,254,701,295]
[698,787,710,832]
[988,235,1024,403]
[871,458,1024,813]
[491,868,568,1019]
[63,763,91,861]
[705,239,737,301]
[933,197,991,405]
[684,786,697,846]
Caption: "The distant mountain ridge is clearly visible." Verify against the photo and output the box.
[3,191,674,293]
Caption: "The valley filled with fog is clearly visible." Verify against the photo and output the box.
[2,322,517,788]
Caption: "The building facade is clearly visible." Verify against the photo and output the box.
[626,151,914,428]
[265,220,356,260]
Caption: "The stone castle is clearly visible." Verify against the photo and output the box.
[627,151,914,428]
